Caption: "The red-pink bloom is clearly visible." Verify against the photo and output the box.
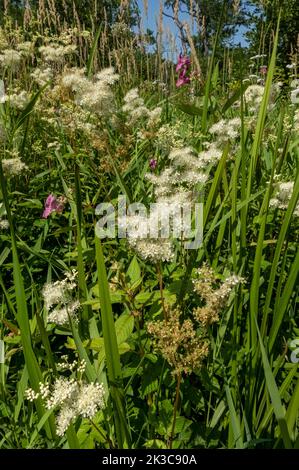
[175,54,191,87]
[42,194,65,218]
[176,69,191,88]
[260,65,268,75]
[176,54,191,72]
[149,158,157,170]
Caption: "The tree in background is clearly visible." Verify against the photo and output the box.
[247,0,299,65]
[163,0,250,55]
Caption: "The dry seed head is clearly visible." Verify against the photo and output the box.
[147,306,209,376]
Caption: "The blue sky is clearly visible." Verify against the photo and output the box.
[136,0,250,60]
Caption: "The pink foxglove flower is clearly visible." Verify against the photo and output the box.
[42,194,65,218]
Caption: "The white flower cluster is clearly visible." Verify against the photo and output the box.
[0,49,22,68]
[8,90,30,110]
[31,67,53,86]
[1,158,28,176]
[121,146,211,264]
[62,67,119,116]
[122,88,162,127]
[42,270,80,325]
[0,218,9,230]
[25,376,105,436]
[39,43,77,62]
[269,181,299,217]
[154,123,185,152]
[57,357,86,373]
[17,41,34,56]
[250,54,267,61]
[290,79,299,105]
[146,147,208,199]
[244,85,264,113]
[209,117,241,142]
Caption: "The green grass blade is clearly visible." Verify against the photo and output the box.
[95,235,131,448]
[255,317,292,448]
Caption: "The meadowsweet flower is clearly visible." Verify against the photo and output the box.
[209,118,241,142]
[17,41,34,56]
[0,49,21,68]
[128,237,175,263]
[42,270,79,325]
[244,84,264,112]
[193,264,245,327]
[95,67,119,85]
[155,123,184,152]
[26,376,105,436]
[0,79,7,103]
[47,301,80,325]
[62,67,119,116]
[1,158,28,176]
[31,67,53,86]
[8,90,30,110]
[39,44,77,62]
[147,106,162,127]
[0,219,9,230]
[42,194,65,218]
[269,181,299,217]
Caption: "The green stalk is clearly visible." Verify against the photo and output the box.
[95,236,131,449]
[0,162,56,439]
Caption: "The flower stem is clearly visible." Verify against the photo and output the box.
[169,372,182,449]
[157,262,167,321]
[89,418,115,449]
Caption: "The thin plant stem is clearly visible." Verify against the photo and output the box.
[157,262,167,321]
[169,372,182,449]
[89,418,115,449]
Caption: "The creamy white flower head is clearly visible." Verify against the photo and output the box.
[26,376,106,436]
[39,44,77,62]
[244,84,264,112]
[42,270,79,324]
[8,90,30,110]
[56,406,77,436]
[197,143,222,167]
[95,67,119,85]
[0,219,9,230]
[17,41,34,56]
[0,49,21,67]
[1,158,28,176]
[0,79,7,103]
[209,118,241,141]
[62,67,118,116]
[76,382,105,418]
[129,238,175,263]
[269,181,299,217]
[31,67,53,86]
[47,300,80,325]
